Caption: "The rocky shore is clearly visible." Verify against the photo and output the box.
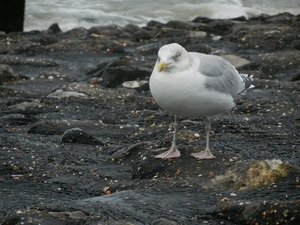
[0,12,300,225]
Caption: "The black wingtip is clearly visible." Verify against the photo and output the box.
[239,74,254,95]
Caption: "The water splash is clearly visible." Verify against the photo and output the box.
[24,0,300,31]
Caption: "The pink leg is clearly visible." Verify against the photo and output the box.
[155,115,181,159]
[191,117,215,160]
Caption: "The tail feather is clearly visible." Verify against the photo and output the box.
[239,74,254,95]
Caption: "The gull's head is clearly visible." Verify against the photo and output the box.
[156,43,191,73]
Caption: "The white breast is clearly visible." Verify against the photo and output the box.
[150,68,236,117]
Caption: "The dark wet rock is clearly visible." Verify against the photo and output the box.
[185,43,212,54]
[192,16,246,34]
[1,214,22,225]
[123,23,141,33]
[229,23,299,51]
[291,71,300,81]
[207,19,236,33]
[88,25,125,38]
[2,209,86,225]
[108,142,153,162]
[47,23,62,34]
[86,60,111,77]
[291,39,300,50]
[130,29,153,42]
[166,20,209,32]
[153,27,190,39]
[29,35,58,46]
[61,127,103,145]
[208,199,300,225]
[0,13,300,225]
[27,119,108,136]
[0,64,22,84]
[106,43,126,54]
[130,145,235,180]
[0,55,57,66]
[0,113,37,126]
[192,16,215,23]
[152,218,178,225]
[260,12,298,25]
[132,42,161,55]
[74,188,214,225]
[227,13,300,52]
[28,121,68,135]
[244,50,300,80]
[60,27,89,39]
[6,101,43,111]
[100,56,152,88]
[5,30,42,41]
[48,210,88,220]
[147,20,166,28]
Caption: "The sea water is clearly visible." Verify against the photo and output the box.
[24,0,300,32]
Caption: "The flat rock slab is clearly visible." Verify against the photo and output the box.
[0,13,300,225]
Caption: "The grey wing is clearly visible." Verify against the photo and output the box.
[189,52,241,99]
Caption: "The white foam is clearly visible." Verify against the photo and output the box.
[24,0,300,31]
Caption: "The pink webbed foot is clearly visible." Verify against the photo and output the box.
[155,148,181,159]
[155,115,181,159]
[191,149,215,160]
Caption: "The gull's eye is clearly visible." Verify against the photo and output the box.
[174,53,180,61]
[157,56,161,62]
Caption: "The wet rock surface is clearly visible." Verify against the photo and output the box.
[0,13,300,225]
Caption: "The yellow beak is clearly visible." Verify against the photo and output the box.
[158,61,168,72]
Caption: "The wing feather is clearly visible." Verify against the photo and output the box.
[189,52,241,99]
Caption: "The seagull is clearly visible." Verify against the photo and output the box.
[149,43,253,159]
